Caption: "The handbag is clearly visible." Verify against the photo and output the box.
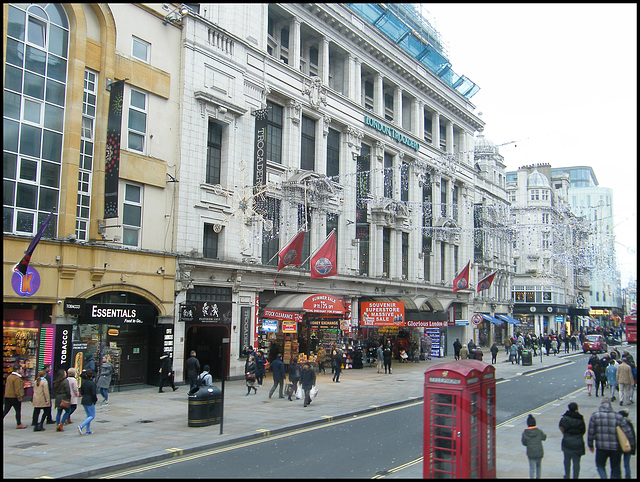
[59,399,70,409]
[617,425,631,453]
[310,386,319,400]
[246,373,256,381]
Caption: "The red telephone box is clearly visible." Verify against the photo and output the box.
[423,361,496,479]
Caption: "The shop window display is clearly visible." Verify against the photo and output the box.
[3,321,39,391]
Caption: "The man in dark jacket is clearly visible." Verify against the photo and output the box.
[185,350,200,392]
[453,338,462,360]
[559,402,586,478]
[300,362,316,407]
[268,354,286,399]
[587,397,624,478]
[158,352,178,393]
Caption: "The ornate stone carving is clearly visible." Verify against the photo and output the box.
[302,76,327,110]
[288,100,302,124]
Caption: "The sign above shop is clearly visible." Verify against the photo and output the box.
[179,301,232,323]
[64,298,85,315]
[303,294,345,315]
[282,322,297,333]
[360,301,405,327]
[11,267,41,297]
[263,309,303,323]
[262,319,278,332]
[407,320,449,328]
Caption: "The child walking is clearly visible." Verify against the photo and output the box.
[585,364,596,396]
[521,414,547,478]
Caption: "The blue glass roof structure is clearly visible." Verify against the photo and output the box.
[346,3,480,99]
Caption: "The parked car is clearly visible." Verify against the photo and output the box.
[582,334,608,354]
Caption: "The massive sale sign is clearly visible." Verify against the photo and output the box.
[360,301,405,327]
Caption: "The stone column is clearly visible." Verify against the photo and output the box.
[394,86,403,127]
[374,73,384,117]
[290,18,301,71]
[446,120,454,154]
[353,57,362,104]
[432,112,440,149]
[320,37,329,85]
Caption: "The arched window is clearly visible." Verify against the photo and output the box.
[3,3,69,236]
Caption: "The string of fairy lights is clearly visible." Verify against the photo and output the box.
[213,159,619,278]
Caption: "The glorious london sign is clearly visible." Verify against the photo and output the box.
[364,116,420,151]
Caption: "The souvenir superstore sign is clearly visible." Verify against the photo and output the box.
[360,301,405,326]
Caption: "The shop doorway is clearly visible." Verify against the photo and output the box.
[108,325,149,386]
[186,324,229,381]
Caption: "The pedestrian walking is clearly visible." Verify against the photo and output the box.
[83,353,97,375]
[316,346,326,375]
[585,365,596,396]
[245,355,257,396]
[197,365,214,387]
[587,397,625,478]
[96,355,115,405]
[3,366,28,429]
[521,414,547,478]
[53,369,71,432]
[300,362,316,407]
[42,363,55,425]
[77,369,97,435]
[459,344,469,361]
[593,359,607,397]
[31,369,50,431]
[468,339,476,354]
[333,349,344,381]
[617,357,634,406]
[185,350,201,392]
[268,354,285,399]
[504,336,512,356]
[551,337,558,356]
[606,359,618,401]
[255,350,267,387]
[288,356,301,401]
[158,352,178,392]
[490,343,499,365]
[453,338,462,360]
[376,344,384,373]
[618,409,636,479]
[564,336,571,353]
[66,367,80,425]
[559,402,586,479]
[510,343,518,364]
[382,344,392,374]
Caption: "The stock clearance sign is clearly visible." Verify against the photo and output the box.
[361,301,405,327]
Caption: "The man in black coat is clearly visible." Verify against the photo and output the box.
[300,362,316,407]
[559,402,586,479]
[185,350,200,392]
[268,354,285,399]
[158,352,178,393]
[453,339,462,361]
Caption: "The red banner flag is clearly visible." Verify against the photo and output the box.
[14,208,55,276]
[277,230,306,271]
[452,261,470,292]
[311,230,337,278]
[477,271,497,293]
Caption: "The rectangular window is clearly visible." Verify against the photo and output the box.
[542,231,550,249]
[400,162,409,202]
[326,128,340,178]
[266,101,282,164]
[301,115,315,171]
[363,80,374,111]
[298,206,311,270]
[76,68,97,241]
[132,36,150,63]
[203,223,219,259]
[122,183,142,247]
[402,232,409,279]
[382,227,390,277]
[440,242,446,282]
[262,197,280,266]
[358,224,369,276]
[27,16,46,48]
[441,179,448,217]
[206,120,222,185]
[384,153,393,198]
[452,185,459,221]
[542,212,550,224]
[384,92,394,121]
[542,190,549,201]
[128,89,147,153]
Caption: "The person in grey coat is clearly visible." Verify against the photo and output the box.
[96,356,114,405]
[587,397,625,478]
[521,414,547,478]
[268,354,286,399]
[558,402,586,478]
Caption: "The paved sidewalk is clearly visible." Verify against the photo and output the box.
[3,346,636,479]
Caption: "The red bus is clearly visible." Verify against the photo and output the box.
[625,314,637,343]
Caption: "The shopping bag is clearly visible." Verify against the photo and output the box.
[284,383,293,397]
[295,385,304,399]
[310,386,319,400]
[617,425,631,453]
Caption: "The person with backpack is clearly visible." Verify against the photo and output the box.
[197,365,214,388]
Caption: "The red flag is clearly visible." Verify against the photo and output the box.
[452,261,470,292]
[277,230,306,271]
[477,271,496,293]
[311,230,337,279]
[14,208,55,276]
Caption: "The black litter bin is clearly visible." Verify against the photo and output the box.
[188,386,222,427]
[521,350,532,366]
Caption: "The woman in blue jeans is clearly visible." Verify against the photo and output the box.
[618,409,636,479]
[78,370,97,435]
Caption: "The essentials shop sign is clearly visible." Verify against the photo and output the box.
[83,303,155,324]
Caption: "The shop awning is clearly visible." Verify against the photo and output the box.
[568,307,590,316]
[265,293,345,315]
[496,314,519,325]
[481,314,503,325]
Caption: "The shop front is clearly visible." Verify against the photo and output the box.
[261,293,347,365]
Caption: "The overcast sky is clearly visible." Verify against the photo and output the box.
[422,3,637,285]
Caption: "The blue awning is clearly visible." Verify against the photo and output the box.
[497,314,519,325]
[481,314,503,325]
